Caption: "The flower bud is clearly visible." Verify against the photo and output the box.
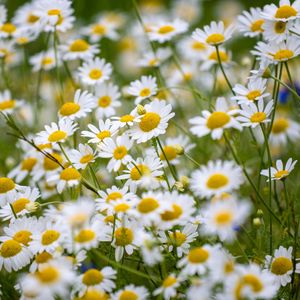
[25,202,39,212]
[253,218,261,226]
[137,104,146,115]
[173,144,184,155]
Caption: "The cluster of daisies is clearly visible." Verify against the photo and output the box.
[0,0,300,299]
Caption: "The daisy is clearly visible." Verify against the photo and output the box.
[112,285,149,300]
[127,75,158,105]
[261,0,300,22]
[81,119,118,145]
[177,37,208,61]
[260,158,297,181]
[36,118,78,145]
[0,187,40,221]
[148,19,188,43]
[60,38,99,61]
[0,177,21,207]
[47,166,81,193]
[29,49,58,72]
[262,19,293,43]
[58,89,96,120]
[189,97,241,140]
[200,197,251,242]
[237,7,265,38]
[192,21,235,46]
[237,99,273,128]
[0,89,23,115]
[253,37,300,64]
[78,57,112,86]
[116,153,164,190]
[177,244,218,275]
[112,113,141,129]
[138,47,171,68]
[190,160,244,198]
[232,78,270,105]
[153,274,183,300]
[265,246,300,286]
[94,82,121,119]
[35,0,75,32]
[129,99,175,143]
[0,22,17,38]
[98,135,133,172]
[68,144,97,169]
[75,288,110,300]
[200,46,233,71]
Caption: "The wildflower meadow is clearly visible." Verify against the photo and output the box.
[0,0,300,299]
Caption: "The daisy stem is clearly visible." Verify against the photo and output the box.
[270,74,300,101]
[215,45,235,95]
[289,29,300,38]
[1,57,10,90]
[9,204,17,219]
[184,153,201,168]
[284,61,298,97]
[89,164,101,190]
[39,201,62,207]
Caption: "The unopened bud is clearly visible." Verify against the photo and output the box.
[241,56,251,67]
[25,202,39,212]
[257,209,263,216]
[137,104,146,115]
[180,176,190,187]
[173,144,184,155]
[262,67,271,78]
[174,181,184,192]
[253,218,261,226]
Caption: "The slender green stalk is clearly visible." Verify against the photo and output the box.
[270,74,300,101]
[9,204,17,219]
[184,153,202,168]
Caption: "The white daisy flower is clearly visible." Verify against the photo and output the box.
[81,119,119,144]
[0,177,22,207]
[0,22,17,38]
[260,158,297,181]
[58,89,96,120]
[153,274,183,300]
[127,75,158,105]
[138,47,171,68]
[112,285,149,300]
[60,38,99,61]
[232,78,270,105]
[200,197,251,242]
[200,46,233,71]
[189,97,241,140]
[68,144,97,169]
[177,37,208,61]
[36,118,78,145]
[0,89,23,115]
[148,19,188,43]
[192,21,235,46]
[78,57,112,86]
[47,166,81,194]
[190,160,244,198]
[262,19,293,43]
[129,99,175,143]
[265,246,300,286]
[237,99,273,128]
[237,7,265,37]
[111,113,141,129]
[98,135,133,172]
[94,82,121,119]
[29,49,59,72]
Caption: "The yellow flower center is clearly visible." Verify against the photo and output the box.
[69,213,88,226]
[0,100,16,110]
[13,230,32,246]
[42,57,53,66]
[206,33,225,45]
[60,102,80,116]
[0,177,15,193]
[139,112,161,132]
[209,50,228,62]
[273,49,294,61]
[160,204,183,221]
[27,14,39,23]
[113,146,128,160]
[82,269,104,285]
[98,96,111,107]
[137,197,159,213]
[36,266,60,283]
[206,111,230,129]
[274,170,289,179]
[274,21,287,33]
[242,274,263,292]
[41,230,60,245]
[115,227,134,246]
[107,192,123,201]
[224,261,235,273]
[75,229,96,243]
[37,143,52,150]
[188,247,210,263]
[0,240,22,258]
[149,58,159,66]
[48,130,67,142]
[60,167,81,181]
[139,88,151,98]
[250,19,264,32]
[130,164,150,180]
[275,5,297,19]
[271,256,293,275]
[206,173,229,189]
[114,203,130,213]
[97,130,111,140]
[21,157,37,171]
[247,90,261,101]
[69,39,90,52]
[250,112,266,123]
[89,69,102,80]
[169,231,186,246]
[158,25,175,34]
[80,154,94,164]
[12,198,30,213]
[192,41,206,51]
[214,210,233,225]
[79,289,109,300]
[92,24,107,35]
[272,118,289,134]
[120,114,134,122]
[119,290,138,300]
[1,23,16,34]
[162,276,177,287]
[35,251,52,263]
[48,9,61,16]
[43,153,63,170]
[160,146,177,161]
